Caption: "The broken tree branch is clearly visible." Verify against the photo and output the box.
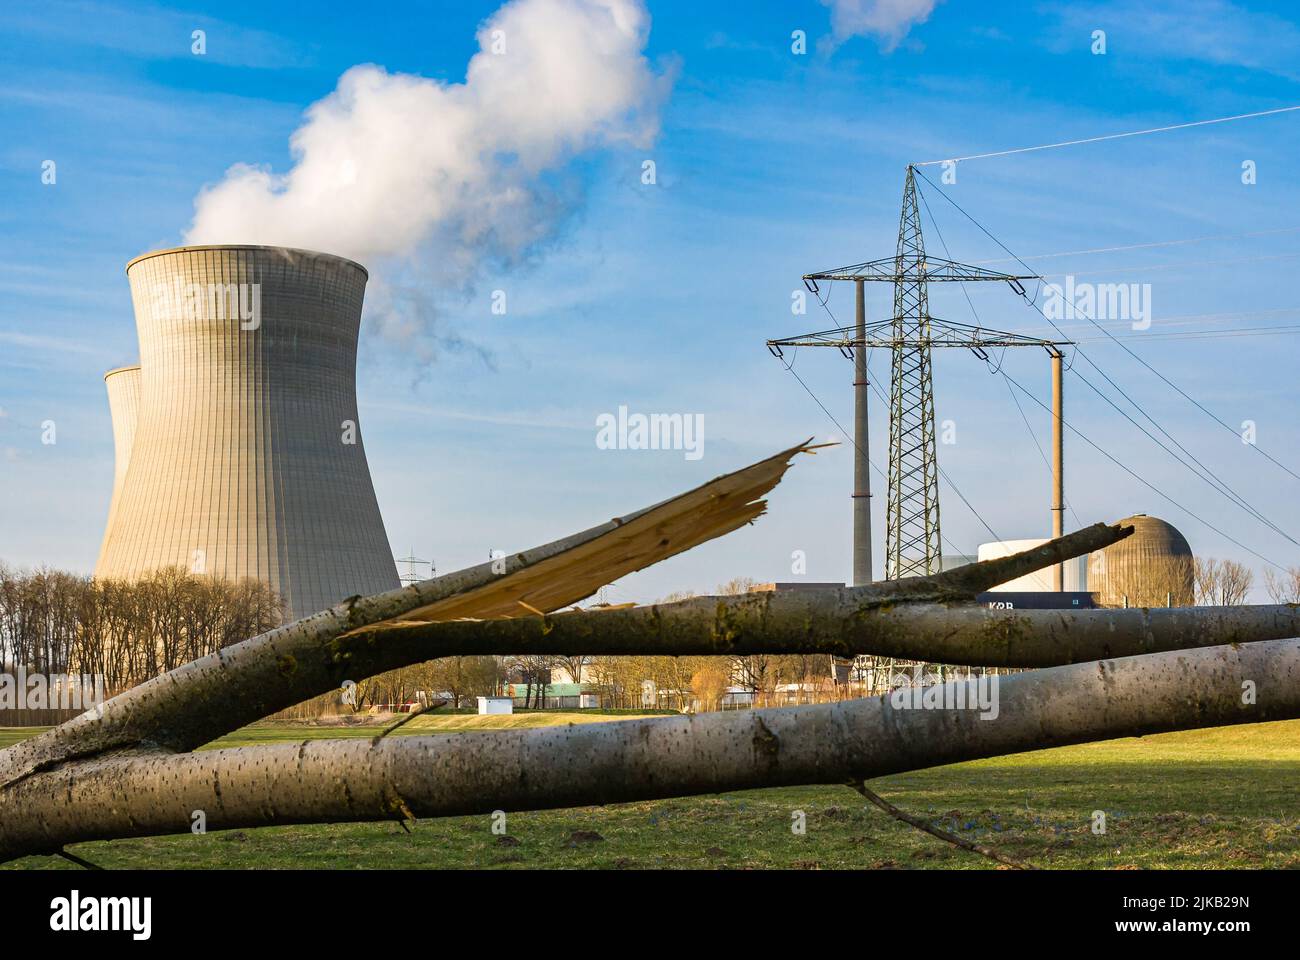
[0,441,817,787]
[847,781,1037,870]
[2,638,1295,862]
[367,595,1300,668]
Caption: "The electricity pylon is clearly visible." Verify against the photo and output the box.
[770,165,1059,583]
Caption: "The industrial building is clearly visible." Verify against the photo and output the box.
[95,245,399,620]
[1087,513,1195,607]
[979,538,1089,592]
[974,514,1195,609]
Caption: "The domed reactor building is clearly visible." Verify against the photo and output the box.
[95,245,400,620]
[1088,513,1195,607]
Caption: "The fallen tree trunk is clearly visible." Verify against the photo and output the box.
[0,495,1128,788]
[367,596,1300,667]
[2,638,1294,862]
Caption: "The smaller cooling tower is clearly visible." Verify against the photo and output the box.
[1088,514,1194,607]
[95,244,399,619]
[96,365,142,571]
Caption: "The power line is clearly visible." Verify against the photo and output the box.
[916,185,1078,535]
[913,167,1300,526]
[1014,305,1300,336]
[1063,359,1298,547]
[1070,323,1300,343]
[919,176,1280,544]
[916,104,1300,166]
[972,226,1300,266]
[919,179,1287,548]
[1035,251,1300,280]
[773,316,997,559]
[999,369,1285,571]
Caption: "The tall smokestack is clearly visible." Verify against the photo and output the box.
[95,244,399,619]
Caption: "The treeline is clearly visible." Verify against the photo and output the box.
[305,652,844,715]
[0,565,283,691]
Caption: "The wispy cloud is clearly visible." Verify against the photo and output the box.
[0,0,314,69]
[819,0,941,52]
[1044,0,1300,80]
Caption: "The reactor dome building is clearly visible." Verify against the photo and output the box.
[1087,513,1195,607]
[94,245,400,620]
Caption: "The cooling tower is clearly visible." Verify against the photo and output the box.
[1087,514,1194,607]
[95,244,399,619]
[95,364,141,571]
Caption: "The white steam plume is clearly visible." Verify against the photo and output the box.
[185,0,665,274]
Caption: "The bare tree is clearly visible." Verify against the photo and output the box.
[1264,566,1300,604]
[1196,557,1255,606]
[714,576,771,700]
[423,656,499,708]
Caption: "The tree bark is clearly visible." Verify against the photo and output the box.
[2,638,1294,861]
[368,595,1300,668]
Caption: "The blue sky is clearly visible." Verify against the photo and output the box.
[3,0,1300,603]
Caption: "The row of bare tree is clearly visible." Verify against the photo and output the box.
[0,552,1293,717]
[0,565,282,690]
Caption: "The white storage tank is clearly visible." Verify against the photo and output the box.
[977,538,1088,592]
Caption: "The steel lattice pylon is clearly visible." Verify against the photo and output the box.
[772,165,1050,584]
[886,166,941,578]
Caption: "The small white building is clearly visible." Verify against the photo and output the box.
[978,538,1088,592]
[477,696,514,716]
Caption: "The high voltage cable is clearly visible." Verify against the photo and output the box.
[1070,324,1300,343]
[808,270,1004,548]
[999,369,1285,571]
[1035,251,1300,279]
[1016,306,1300,336]
[913,166,1300,508]
[915,170,1300,548]
[917,186,1085,530]
[920,180,1291,551]
[772,352,982,560]
[915,104,1300,166]
[1063,359,1298,547]
[972,226,1300,266]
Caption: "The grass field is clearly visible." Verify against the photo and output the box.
[3,714,1298,870]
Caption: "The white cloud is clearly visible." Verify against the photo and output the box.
[819,0,940,51]
[185,0,666,271]
[1045,0,1300,80]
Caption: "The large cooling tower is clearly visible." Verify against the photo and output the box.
[95,245,399,619]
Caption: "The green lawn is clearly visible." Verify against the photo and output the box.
[3,715,1298,870]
